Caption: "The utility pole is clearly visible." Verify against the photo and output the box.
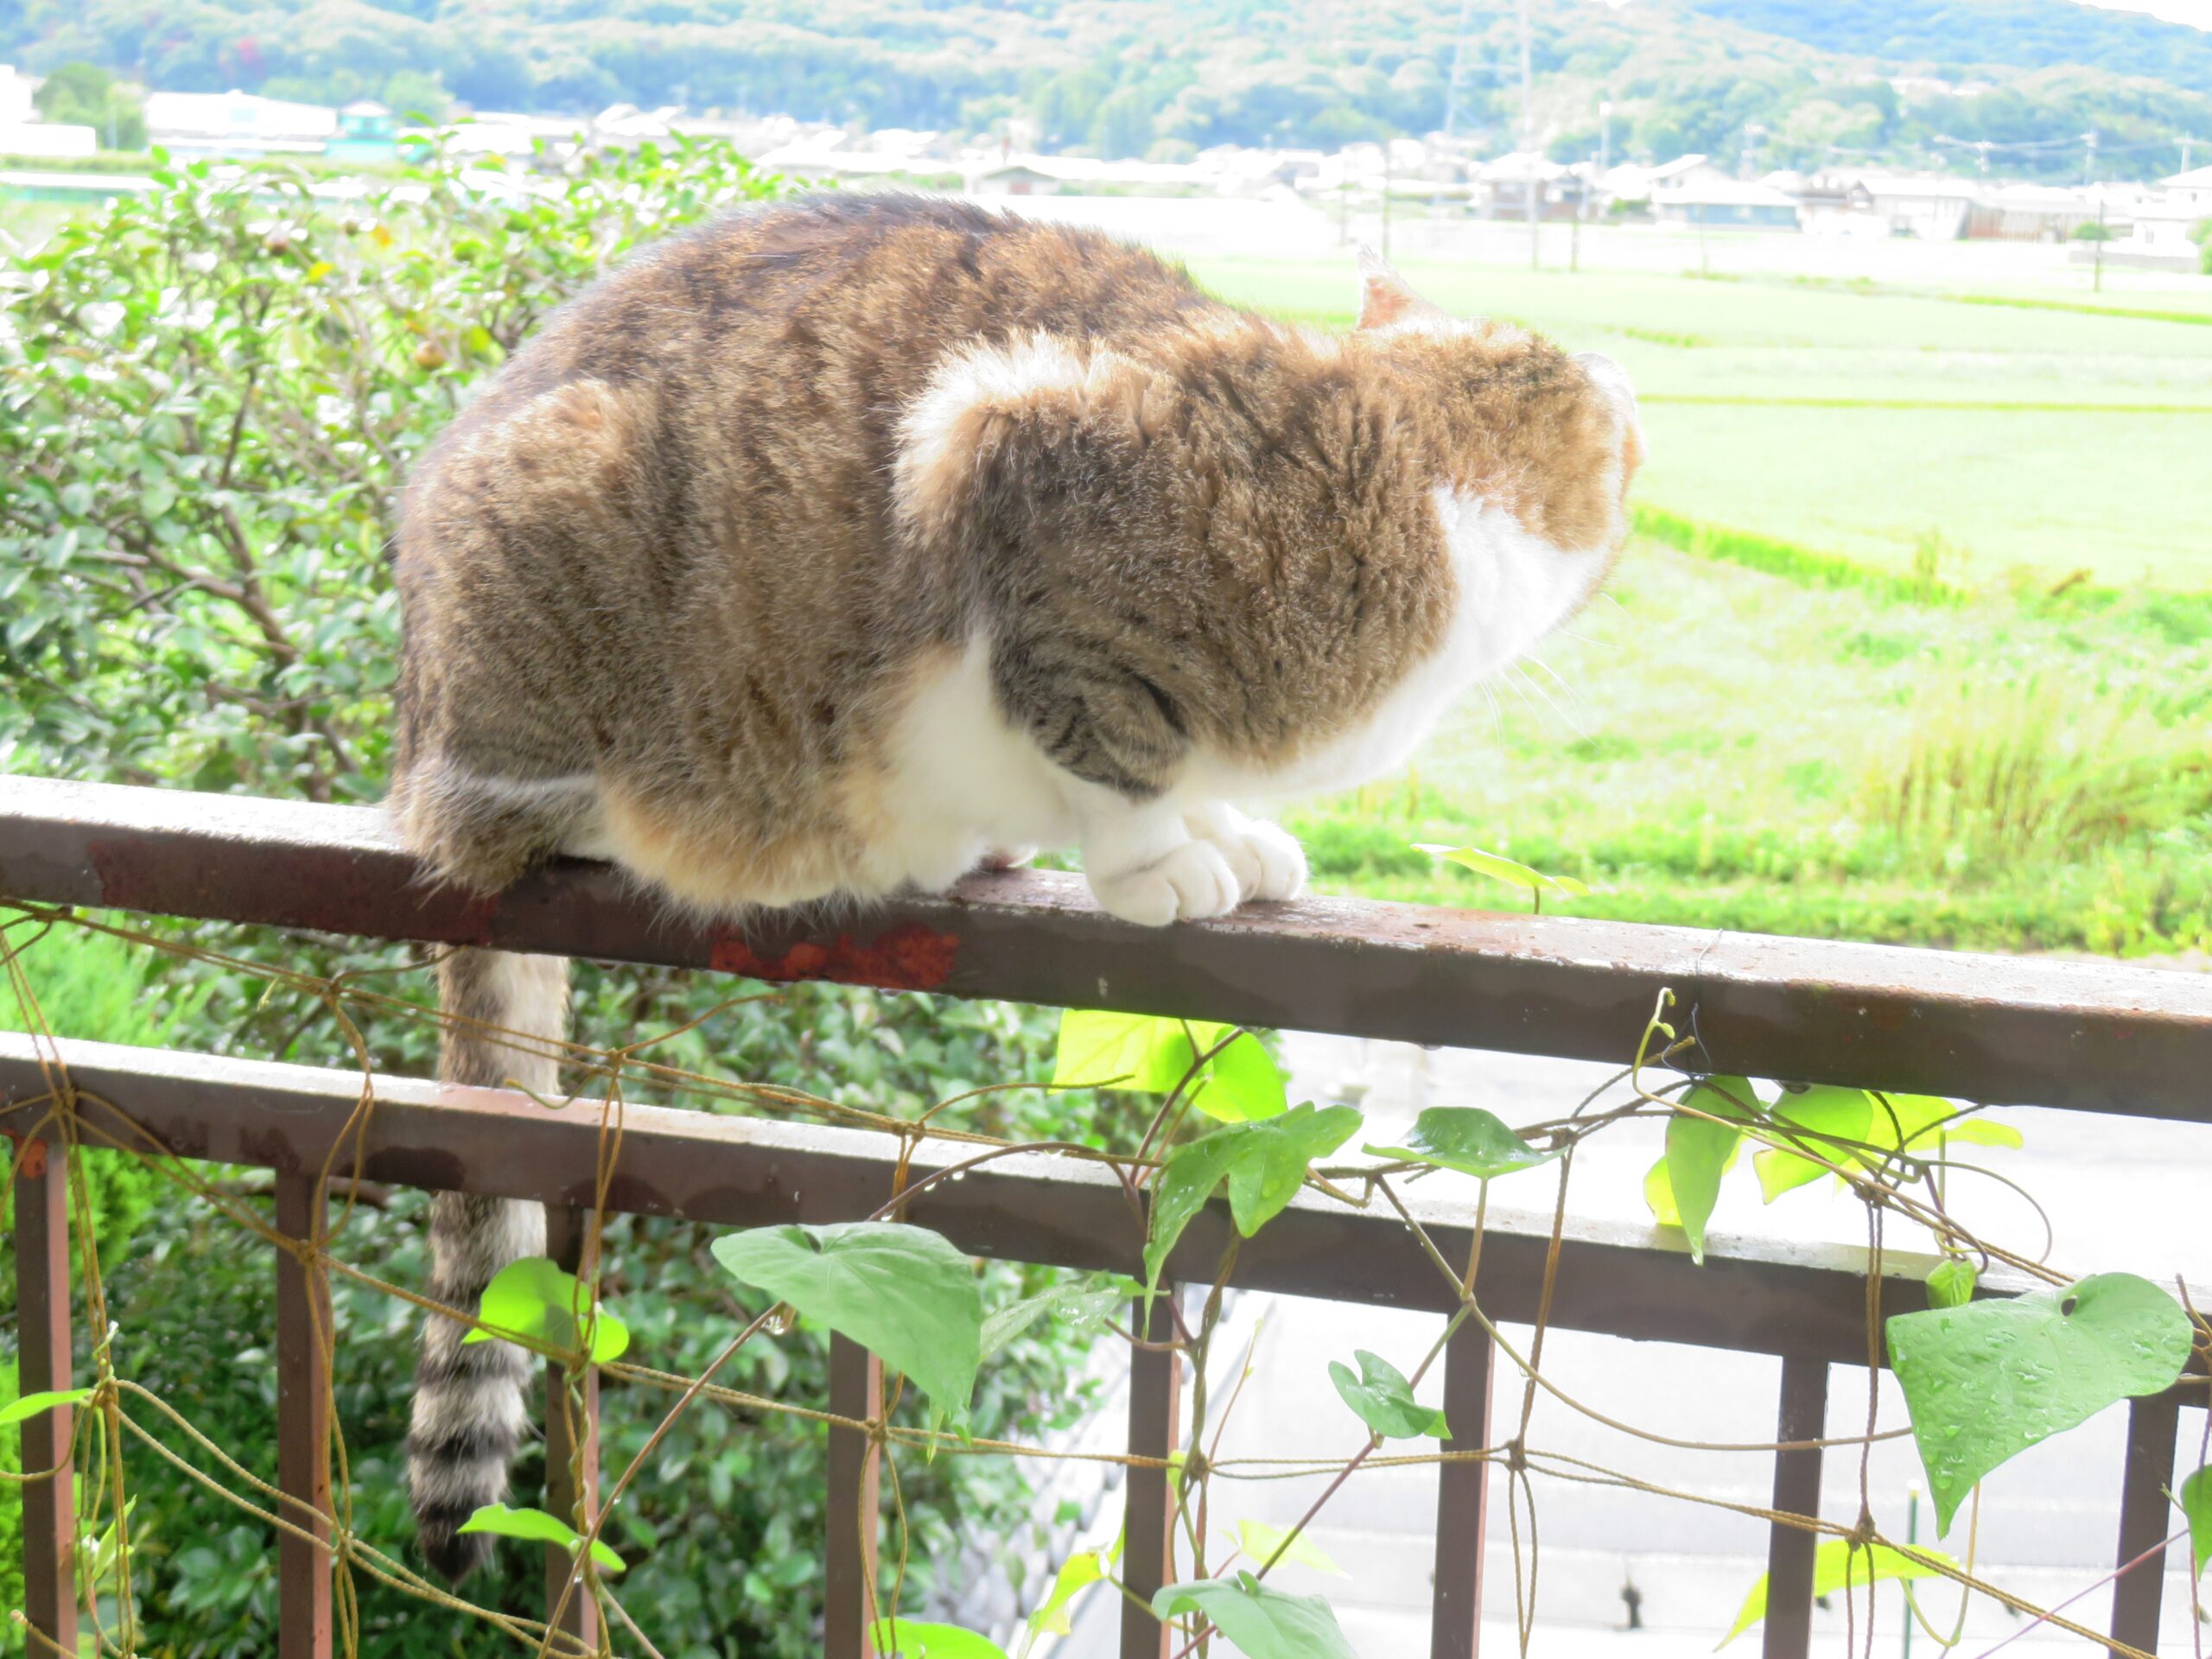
[1381,138,1392,260]
[1520,0,1538,270]
[1442,0,1476,140]
[1740,120,1764,180]
[1571,149,1584,272]
[2183,134,2196,173]
[2082,128,2098,187]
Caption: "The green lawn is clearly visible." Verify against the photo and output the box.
[1190,257,2212,589]
[1284,538,2212,955]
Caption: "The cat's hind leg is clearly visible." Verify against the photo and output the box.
[391,758,602,893]
[1184,803,1308,906]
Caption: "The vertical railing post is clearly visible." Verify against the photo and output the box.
[826,1332,883,1659]
[14,1129,76,1653]
[1122,1290,1183,1659]
[2111,1390,2181,1652]
[274,1171,333,1659]
[544,1205,602,1652]
[1762,1357,1829,1659]
[1431,1318,1496,1659]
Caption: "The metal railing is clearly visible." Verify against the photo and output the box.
[3,773,2209,1656]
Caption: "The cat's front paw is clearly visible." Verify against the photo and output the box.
[1186,805,1308,905]
[1087,839,1243,926]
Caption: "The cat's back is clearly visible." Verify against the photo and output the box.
[434,194,1225,452]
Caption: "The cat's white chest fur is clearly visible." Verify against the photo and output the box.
[875,485,1610,924]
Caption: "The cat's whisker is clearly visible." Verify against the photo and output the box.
[1522,650,1580,699]
[1510,662,1592,743]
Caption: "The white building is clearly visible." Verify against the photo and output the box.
[1650,177,1802,230]
[2160,163,2212,217]
[2113,193,2205,265]
[0,63,98,158]
[1843,173,1986,240]
[144,88,336,156]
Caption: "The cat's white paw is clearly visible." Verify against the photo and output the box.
[1088,838,1243,926]
[1185,806,1308,905]
[977,845,1037,872]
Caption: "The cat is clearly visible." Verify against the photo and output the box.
[386,192,1641,1577]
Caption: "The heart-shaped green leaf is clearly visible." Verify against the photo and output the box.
[1025,1541,1118,1640]
[1233,1519,1344,1575]
[1888,1272,2191,1534]
[2181,1465,2212,1581]
[457,1503,623,1573]
[1053,1010,1286,1122]
[1222,1105,1365,1236]
[1754,1084,1871,1201]
[1646,1077,1761,1264]
[1328,1349,1449,1440]
[1142,1105,1363,1297]
[0,1388,94,1427]
[1721,1541,1950,1644]
[1756,1089,2021,1200]
[712,1222,983,1426]
[1867,1092,2024,1155]
[464,1257,629,1363]
[1362,1108,1560,1182]
[1152,1572,1357,1659]
[868,1618,1008,1658]
[981,1271,1136,1360]
[1926,1258,1978,1310]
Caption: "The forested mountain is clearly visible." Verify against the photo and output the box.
[5,0,2209,177]
[1684,0,2212,99]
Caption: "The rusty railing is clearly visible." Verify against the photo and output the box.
[3,774,2210,1656]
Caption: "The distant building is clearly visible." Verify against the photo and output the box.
[2161,163,2212,217]
[326,99,397,162]
[1649,178,1801,230]
[965,153,1208,195]
[1605,153,1732,209]
[145,88,336,156]
[1843,174,1985,240]
[2111,194,2205,267]
[0,61,30,127]
[969,161,1062,196]
[0,62,98,158]
[1966,183,2099,242]
[1474,150,1567,219]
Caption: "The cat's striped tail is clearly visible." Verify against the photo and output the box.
[407,947,566,1580]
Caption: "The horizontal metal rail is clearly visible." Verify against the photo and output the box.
[4,776,2209,1120]
[6,777,2209,1656]
[0,1030,1956,1363]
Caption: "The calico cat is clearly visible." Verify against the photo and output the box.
[388,193,1641,1577]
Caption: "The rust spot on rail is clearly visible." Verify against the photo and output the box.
[3,1126,48,1179]
[709,922,958,990]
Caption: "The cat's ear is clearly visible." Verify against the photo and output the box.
[1354,245,1446,331]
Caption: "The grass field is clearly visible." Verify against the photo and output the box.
[1282,539,2212,953]
[1191,257,2212,589]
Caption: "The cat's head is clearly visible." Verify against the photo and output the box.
[1349,249,1643,661]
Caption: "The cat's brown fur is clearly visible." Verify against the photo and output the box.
[390,193,1640,1577]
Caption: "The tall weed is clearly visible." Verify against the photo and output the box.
[1858,680,2209,875]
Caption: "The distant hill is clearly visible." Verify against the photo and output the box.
[1683,0,2212,98]
[8,0,2210,179]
